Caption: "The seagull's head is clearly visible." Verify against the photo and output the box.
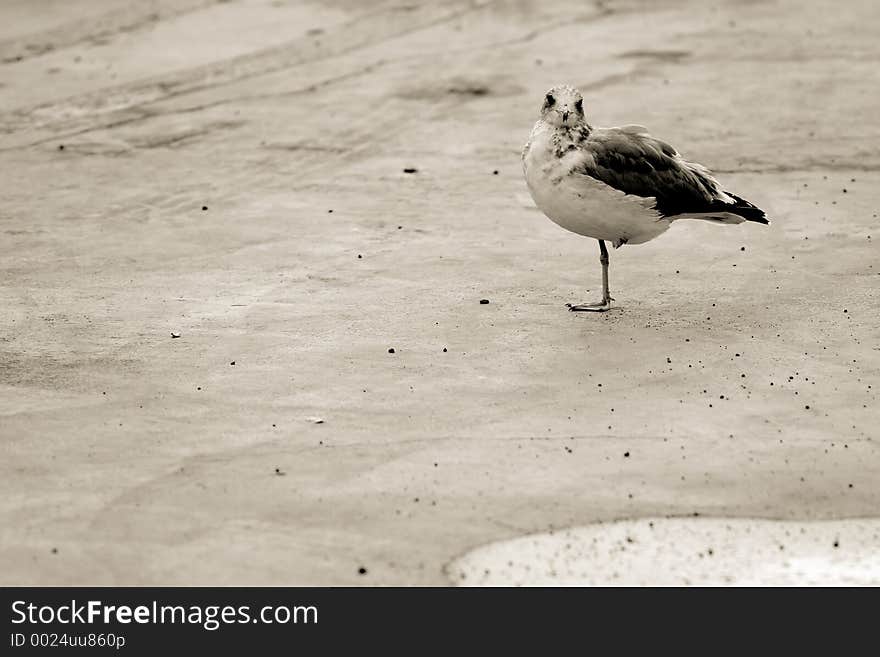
[540,85,585,128]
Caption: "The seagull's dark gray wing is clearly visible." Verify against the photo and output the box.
[577,127,767,223]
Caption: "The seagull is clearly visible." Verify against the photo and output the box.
[522,84,768,312]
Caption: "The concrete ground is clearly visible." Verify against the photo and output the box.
[1,0,878,585]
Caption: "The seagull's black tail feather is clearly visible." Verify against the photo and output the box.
[719,192,769,224]
[655,191,769,225]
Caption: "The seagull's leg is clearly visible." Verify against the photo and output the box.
[600,239,612,303]
[567,239,612,312]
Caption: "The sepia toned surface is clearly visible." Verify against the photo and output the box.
[1,0,878,585]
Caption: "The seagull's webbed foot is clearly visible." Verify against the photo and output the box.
[567,299,612,312]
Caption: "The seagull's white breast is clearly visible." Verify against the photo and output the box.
[522,121,670,245]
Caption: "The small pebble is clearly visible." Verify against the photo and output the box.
[388,348,395,354]
[479,299,490,304]
[170,332,181,338]
[403,167,417,174]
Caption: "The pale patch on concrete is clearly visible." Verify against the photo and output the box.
[448,517,880,586]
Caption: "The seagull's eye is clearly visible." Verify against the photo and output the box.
[574,98,583,113]
[545,93,555,107]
